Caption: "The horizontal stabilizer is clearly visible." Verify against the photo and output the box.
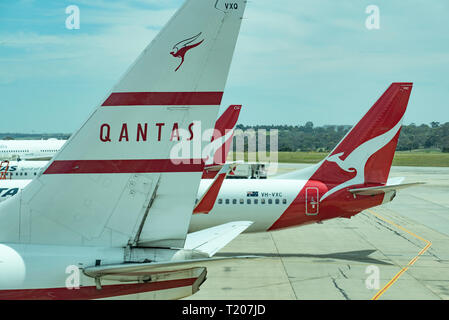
[203,160,244,173]
[203,164,224,172]
[184,221,253,257]
[83,263,207,289]
[193,163,235,214]
[349,182,424,196]
[386,177,405,185]
[83,256,260,281]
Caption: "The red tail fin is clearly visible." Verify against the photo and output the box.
[312,82,413,200]
[207,104,242,165]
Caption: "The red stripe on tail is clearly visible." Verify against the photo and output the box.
[44,159,205,174]
[102,92,223,106]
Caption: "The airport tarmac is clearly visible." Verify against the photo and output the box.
[186,164,449,300]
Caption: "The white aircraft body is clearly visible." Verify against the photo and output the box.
[0,139,66,161]
[0,0,248,300]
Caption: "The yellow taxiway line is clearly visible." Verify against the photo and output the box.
[367,209,432,300]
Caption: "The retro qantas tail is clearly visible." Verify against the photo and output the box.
[0,0,247,248]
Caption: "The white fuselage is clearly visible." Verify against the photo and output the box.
[0,161,48,180]
[0,177,303,233]
[0,243,205,300]
[190,179,305,232]
[0,140,66,161]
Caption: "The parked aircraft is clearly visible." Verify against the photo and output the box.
[190,83,421,232]
[0,139,65,161]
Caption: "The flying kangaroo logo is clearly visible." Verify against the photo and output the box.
[320,118,403,202]
[170,32,204,72]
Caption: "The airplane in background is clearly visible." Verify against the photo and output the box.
[0,160,47,180]
[0,0,248,300]
[0,105,242,181]
[190,82,422,232]
[1,83,422,236]
[0,139,66,161]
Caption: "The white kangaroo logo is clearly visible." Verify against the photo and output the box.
[320,117,403,202]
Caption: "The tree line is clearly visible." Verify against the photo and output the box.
[2,121,448,153]
[235,121,449,153]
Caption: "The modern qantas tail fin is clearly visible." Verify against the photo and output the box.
[209,104,242,166]
[202,104,241,178]
[205,105,241,164]
[0,0,246,247]
[277,82,413,200]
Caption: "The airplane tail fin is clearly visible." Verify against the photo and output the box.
[276,83,413,197]
[269,83,413,230]
[205,105,242,166]
[0,0,246,247]
[315,82,413,200]
[321,83,412,185]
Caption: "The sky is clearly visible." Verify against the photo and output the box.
[1,0,448,133]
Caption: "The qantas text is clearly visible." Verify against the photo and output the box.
[99,122,215,143]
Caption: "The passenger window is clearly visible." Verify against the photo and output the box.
[247,199,251,204]
[218,199,223,204]
[282,199,287,204]
[268,199,272,204]
[225,199,230,204]
[254,199,258,204]
[261,199,265,204]
[232,199,237,204]
[239,199,244,204]
[275,199,279,204]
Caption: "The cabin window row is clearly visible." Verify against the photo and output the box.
[216,198,287,205]
[6,172,37,176]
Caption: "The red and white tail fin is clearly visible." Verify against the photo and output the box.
[277,83,413,197]
[0,0,246,247]
[314,82,413,200]
[202,105,241,179]
[269,83,413,231]
[208,105,242,166]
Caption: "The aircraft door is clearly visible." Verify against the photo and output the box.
[305,187,319,215]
